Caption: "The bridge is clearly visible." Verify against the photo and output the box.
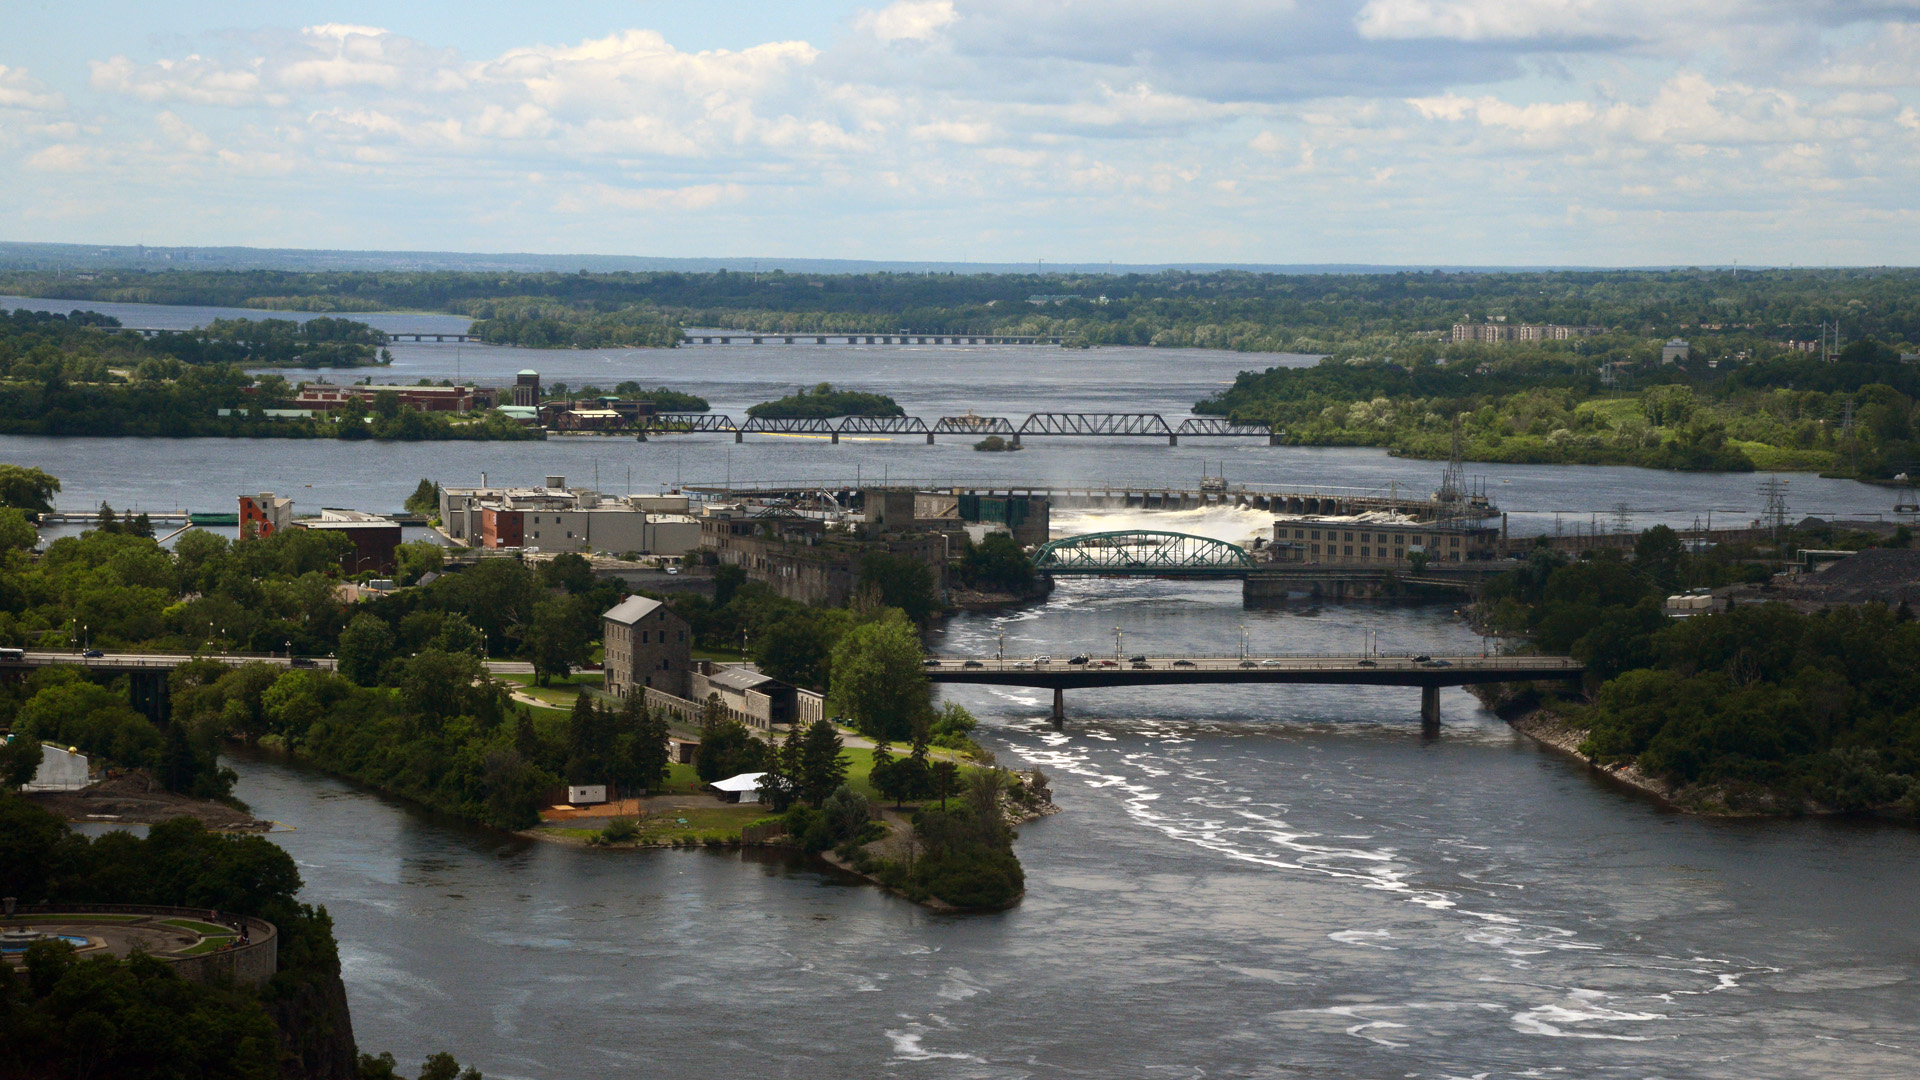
[924,653,1584,726]
[681,478,1492,519]
[1033,531,1258,576]
[113,328,481,344]
[638,412,1279,446]
[682,333,1062,346]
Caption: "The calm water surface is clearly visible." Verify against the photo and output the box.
[13,296,1920,1076]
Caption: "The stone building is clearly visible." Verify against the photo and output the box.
[1269,518,1499,565]
[603,595,691,698]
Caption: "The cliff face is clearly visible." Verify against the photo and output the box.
[268,961,359,1080]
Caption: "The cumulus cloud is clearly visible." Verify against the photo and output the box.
[15,1,1920,260]
[855,1,958,42]
[0,66,65,111]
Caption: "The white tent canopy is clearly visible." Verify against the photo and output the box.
[709,772,768,803]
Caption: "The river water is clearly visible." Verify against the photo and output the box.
[11,296,1920,1077]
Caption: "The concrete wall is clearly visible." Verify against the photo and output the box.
[23,744,88,792]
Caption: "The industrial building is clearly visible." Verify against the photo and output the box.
[1268,517,1501,565]
[440,477,701,556]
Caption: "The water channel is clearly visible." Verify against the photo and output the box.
[9,296,1920,1077]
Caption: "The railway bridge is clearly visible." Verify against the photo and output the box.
[638,412,1279,446]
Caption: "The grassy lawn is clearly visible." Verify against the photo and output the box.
[552,804,770,843]
[178,936,238,955]
[4,914,145,924]
[161,919,233,936]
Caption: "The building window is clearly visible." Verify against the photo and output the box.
[1310,543,1320,554]
[1344,532,1354,541]
[1294,529,1305,539]
[1344,546,1354,556]
[1310,530,1320,540]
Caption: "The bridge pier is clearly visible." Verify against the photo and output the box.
[1168,434,1178,446]
[1420,685,1440,732]
[1052,687,1064,722]
[734,431,743,443]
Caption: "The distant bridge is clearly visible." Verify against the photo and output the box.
[637,412,1279,446]
[112,328,481,344]
[682,479,1495,519]
[682,333,1062,346]
[925,653,1585,725]
[1032,531,1258,577]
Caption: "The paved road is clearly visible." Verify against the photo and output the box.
[923,654,1583,689]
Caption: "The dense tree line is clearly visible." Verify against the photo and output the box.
[0,309,538,441]
[10,265,1920,352]
[1203,338,1920,477]
[1486,526,1920,813]
[744,382,904,419]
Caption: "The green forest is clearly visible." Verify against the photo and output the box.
[1203,339,1920,477]
[1483,526,1920,814]
[9,265,1920,353]
[0,309,536,441]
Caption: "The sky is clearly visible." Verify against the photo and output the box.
[2,1,1919,266]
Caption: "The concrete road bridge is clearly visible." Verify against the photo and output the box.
[924,654,1584,726]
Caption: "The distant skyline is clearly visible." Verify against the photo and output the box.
[4,2,1919,266]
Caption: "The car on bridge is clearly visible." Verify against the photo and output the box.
[1035,655,1051,664]
[963,660,984,669]
[1357,659,1377,667]
[1422,659,1453,668]
[1173,659,1196,668]
[1239,660,1256,667]
[1131,659,1150,668]
[1260,659,1282,667]
[82,649,103,658]
[1069,655,1090,665]
[923,657,941,666]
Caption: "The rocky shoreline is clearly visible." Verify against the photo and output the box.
[1503,706,1679,805]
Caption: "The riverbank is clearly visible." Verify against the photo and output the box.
[27,771,275,831]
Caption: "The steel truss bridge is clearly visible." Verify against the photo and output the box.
[1032,530,1259,577]
[923,654,1585,725]
[634,412,1278,445]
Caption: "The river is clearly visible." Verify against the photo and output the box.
[11,295,1920,1077]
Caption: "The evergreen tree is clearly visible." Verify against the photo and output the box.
[868,737,898,808]
[797,719,849,808]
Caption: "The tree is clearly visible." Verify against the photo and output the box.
[1634,525,1685,593]
[404,478,442,516]
[0,508,36,552]
[821,784,872,845]
[395,541,445,586]
[565,693,614,784]
[796,719,849,807]
[0,735,43,789]
[868,737,898,807]
[539,553,595,595]
[336,613,395,685]
[0,464,59,515]
[859,551,938,625]
[432,613,485,656]
[525,594,591,685]
[694,715,764,783]
[612,699,671,794]
[929,760,961,810]
[826,612,933,741]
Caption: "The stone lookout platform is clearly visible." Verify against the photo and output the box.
[0,903,277,988]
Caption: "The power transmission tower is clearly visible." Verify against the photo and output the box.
[1435,422,1468,531]
[1613,501,1633,535]
[1841,395,1858,474]
[1758,476,1790,545]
